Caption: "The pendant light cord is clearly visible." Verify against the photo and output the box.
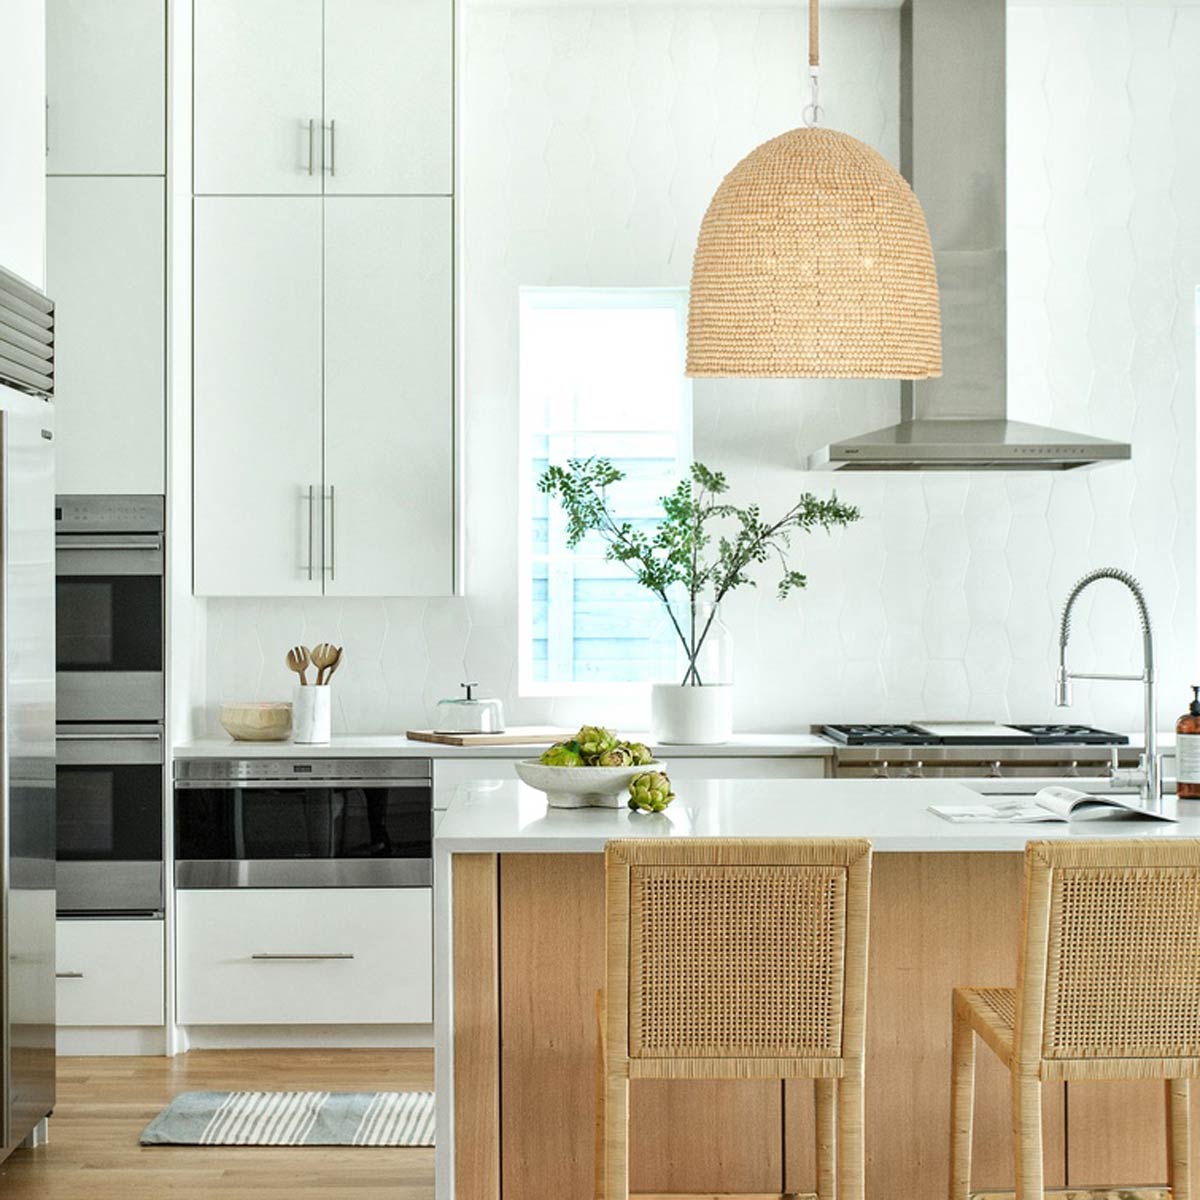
[804,0,823,127]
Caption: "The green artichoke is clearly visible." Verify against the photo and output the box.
[576,725,618,764]
[597,745,633,768]
[624,741,654,766]
[628,771,675,813]
[539,741,584,767]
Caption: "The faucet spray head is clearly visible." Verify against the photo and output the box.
[1055,667,1072,708]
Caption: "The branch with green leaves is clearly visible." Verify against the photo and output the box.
[538,457,861,685]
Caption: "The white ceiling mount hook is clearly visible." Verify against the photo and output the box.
[803,65,822,128]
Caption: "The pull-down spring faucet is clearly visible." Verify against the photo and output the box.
[1056,567,1169,817]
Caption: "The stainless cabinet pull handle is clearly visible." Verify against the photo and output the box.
[45,98,50,157]
[324,120,336,177]
[56,732,162,742]
[56,535,163,551]
[305,485,315,581]
[251,953,354,962]
[325,485,336,581]
[306,118,316,176]
[56,971,84,979]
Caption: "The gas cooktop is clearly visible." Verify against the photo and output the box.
[821,722,1129,747]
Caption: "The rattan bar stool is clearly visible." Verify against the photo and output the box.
[951,838,1200,1200]
[597,837,872,1200]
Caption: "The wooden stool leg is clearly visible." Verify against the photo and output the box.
[1011,1074,1044,1200]
[837,1062,864,1200]
[1167,1079,1192,1200]
[602,1074,629,1200]
[949,1002,976,1200]
[594,991,606,1200]
[815,1077,837,1200]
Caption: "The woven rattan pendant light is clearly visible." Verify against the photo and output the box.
[686,0,942,379]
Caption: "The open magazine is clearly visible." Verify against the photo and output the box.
[929,785,1177,824]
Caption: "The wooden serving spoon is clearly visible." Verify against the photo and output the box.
[321,645,344,686]
[286,644,311,686]
[310,642,340,686]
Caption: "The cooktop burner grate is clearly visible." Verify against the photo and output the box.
[820,723,1128,747]
[821,724,939,746]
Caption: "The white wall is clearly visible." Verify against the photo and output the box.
[204,2,1198,737]
[0,0,46,287]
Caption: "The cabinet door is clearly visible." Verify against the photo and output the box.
[56,919,164,1027]
[46,0,165,175]
[194,0,323,195]
[324,0,453,196]
[47,178,165,494]
[324,197,454,595]
[193,198,323,596]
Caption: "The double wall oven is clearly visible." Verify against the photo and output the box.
[55,496,165,916]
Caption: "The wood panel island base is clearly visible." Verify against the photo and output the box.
[433,779,1200,1200]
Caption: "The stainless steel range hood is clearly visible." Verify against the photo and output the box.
[808,0,1131,472]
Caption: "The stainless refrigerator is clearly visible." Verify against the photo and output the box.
[0,265,56,1161]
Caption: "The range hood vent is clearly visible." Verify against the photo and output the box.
[0,264,54,400]
[807,0,1130,472]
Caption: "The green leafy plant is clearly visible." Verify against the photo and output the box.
[538,458,860,686]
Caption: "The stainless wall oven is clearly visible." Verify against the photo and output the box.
[175,758,433,888]
[55,725,164,914]
[55,494,166,916]
[55,494,164,722]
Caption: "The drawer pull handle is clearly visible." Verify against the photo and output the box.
[250,953,354,962]
[56,971,84,979]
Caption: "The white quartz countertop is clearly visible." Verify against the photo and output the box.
[434,778,1200,853]
[172,732,836,760]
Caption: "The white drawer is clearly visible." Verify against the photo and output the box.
[56,919,164,1027]
[176,888,432,1025]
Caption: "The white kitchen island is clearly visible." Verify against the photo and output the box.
[436,778,1200,1200]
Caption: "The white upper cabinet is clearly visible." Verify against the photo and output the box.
[323,0,452,196]
[193,198,324,596]
[46,0,165,175]
[324,198,453,596]
[194,0,451,196]
[47,177,165,494]
[194,0,324,195]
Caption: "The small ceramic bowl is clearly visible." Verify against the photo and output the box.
[219,701,294,742]
[514,759,664,809]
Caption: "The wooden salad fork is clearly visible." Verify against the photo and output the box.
[286,644,311,686]
[310,642,340,686]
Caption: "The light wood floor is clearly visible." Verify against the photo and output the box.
[0,1049,435,1200]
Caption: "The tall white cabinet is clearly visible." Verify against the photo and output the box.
[193,199,324,596]
[45,0,167,495]
[193,0,456,597]
[46,0,166,175]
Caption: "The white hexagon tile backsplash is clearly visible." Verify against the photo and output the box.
[204,2,1198,737]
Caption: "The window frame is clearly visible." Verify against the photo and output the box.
[516,285,694,697]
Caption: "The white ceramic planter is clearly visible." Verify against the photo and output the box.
[650,683,733,745]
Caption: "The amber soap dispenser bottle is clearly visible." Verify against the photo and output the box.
[1177,686,1200,799]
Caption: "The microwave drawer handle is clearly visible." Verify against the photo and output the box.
[250,953,354,962]
[56,971,85,979]
[174,778,429,790]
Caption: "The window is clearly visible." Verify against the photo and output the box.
[518,287,693,693]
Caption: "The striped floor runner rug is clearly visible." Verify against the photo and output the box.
[140,1090,435,1147]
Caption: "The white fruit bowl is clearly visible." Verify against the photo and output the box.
[514,760,664,809]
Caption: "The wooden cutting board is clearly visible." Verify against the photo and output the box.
[405,726,571,747]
